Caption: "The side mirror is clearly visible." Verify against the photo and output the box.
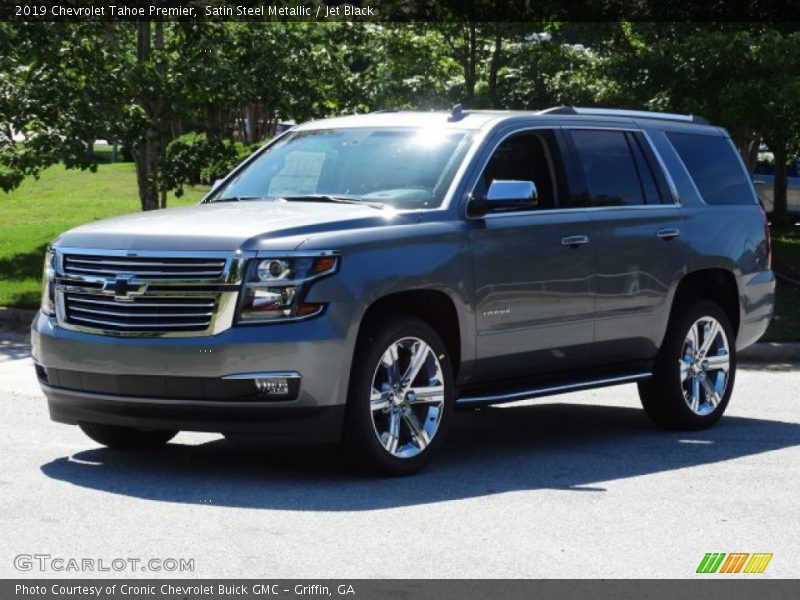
[211,178,224,192]
[471,180,538,215]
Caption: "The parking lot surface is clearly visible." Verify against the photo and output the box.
[1,327,798,578]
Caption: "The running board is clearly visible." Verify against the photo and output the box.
[456,372,653,408]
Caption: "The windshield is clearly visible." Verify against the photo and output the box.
[211,127,474,209]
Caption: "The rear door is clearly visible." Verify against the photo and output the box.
[563,127,689,364]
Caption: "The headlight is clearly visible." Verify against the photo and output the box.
[236,253,338,324]
[40,246,55,316]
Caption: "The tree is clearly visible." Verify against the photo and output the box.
[0,23,126,192]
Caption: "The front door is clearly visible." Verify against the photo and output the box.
[467,129,595,381]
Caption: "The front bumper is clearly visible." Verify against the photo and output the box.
[43,383,345,441]
[32,309,356,440]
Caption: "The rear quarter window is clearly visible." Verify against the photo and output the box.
[666,132,756,205]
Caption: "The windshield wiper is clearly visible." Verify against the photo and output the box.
[281,194,387,210]
[210,196,270,203]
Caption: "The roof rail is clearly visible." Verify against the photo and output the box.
[539,106,710,125]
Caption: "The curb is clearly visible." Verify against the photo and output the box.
[739,342,800,362]
[0,307,37,327]
[775,270,800,289]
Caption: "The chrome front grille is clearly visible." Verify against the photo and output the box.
[64,293,216,332]
[54,248,246,337]
[63,254,227,280]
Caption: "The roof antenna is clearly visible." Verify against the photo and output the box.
[448,104,466,122]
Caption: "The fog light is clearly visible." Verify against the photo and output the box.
[254,377,290,396]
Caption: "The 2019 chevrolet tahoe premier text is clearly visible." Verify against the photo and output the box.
[32,106,775,475]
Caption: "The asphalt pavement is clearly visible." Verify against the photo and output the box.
[1,326,799,578]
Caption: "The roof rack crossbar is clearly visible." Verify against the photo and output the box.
[538,106,709,125]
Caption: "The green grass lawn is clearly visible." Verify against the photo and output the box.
[772,226,800,280]
[763,281,800,342]
[764,225,800,341]
[0,163,207,308]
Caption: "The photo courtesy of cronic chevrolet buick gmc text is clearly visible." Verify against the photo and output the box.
[32,106,775,476]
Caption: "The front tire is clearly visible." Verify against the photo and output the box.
[78,422,178,449]
[344,315,455,476]
[639,299,736,430]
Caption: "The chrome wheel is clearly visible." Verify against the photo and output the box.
[369,337,446,459]
[679,316,730,416]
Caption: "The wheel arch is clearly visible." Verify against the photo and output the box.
[668,268,741,338]
[355,289,468,382]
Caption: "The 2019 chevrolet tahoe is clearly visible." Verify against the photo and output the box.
[32,106,775,475]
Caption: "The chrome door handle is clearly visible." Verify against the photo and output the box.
[656,228,680,240]
[561,235,590,247]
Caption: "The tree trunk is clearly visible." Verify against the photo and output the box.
[132,20,161,212]
[772,142,789,225]
[743,135,760,174]
[132,135,160,212]
[465,24,476,100]
[136,20,150,63]
[488,28,503,107]
[731,128,760,174]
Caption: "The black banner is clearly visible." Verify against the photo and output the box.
[5,580,800,600]
[2,0,800,22]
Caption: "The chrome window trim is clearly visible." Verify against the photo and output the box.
[561,125,681,206]
[478,203,683,221]
[462,124,557,221]
[640,130,682,205]
[465,124,683,221]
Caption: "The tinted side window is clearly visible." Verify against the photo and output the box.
[570,130,649,206]
[628,133,664,204]
[478,130,563,210]
[667,132,756,205]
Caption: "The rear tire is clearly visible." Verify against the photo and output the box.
[344,315,455,476]
[78,422,178,449]
[639,298,736,430]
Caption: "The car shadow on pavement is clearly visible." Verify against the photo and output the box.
[40,402,800,511]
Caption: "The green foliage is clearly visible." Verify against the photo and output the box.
[162,132,260,196]
[0,162,205,308]
[2,21,800,214]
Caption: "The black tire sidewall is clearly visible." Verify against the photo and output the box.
[648,299,737,429]
[345,315,455,476]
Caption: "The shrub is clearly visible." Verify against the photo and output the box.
[162,132,261,197]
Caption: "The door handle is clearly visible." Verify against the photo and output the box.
[561,235,590,247]
[656,228,680,240]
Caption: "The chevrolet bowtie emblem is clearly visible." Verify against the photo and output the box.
[102,277,146,301]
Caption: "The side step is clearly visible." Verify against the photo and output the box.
[456,372,652,408]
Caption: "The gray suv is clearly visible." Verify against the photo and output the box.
[32,107,775,475]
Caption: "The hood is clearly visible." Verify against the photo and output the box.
[55,200,400,251]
